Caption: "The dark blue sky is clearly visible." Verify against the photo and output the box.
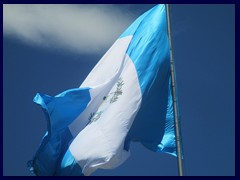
[3,4,235,176]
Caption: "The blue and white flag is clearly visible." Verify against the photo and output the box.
[28,4,177,176]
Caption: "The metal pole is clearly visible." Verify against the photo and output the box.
[166,4,184,176]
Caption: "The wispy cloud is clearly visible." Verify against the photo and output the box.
[3,4,135,54]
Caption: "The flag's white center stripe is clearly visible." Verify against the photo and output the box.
[69,47,142,176]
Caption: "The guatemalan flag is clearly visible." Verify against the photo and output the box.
[28,4,177,176]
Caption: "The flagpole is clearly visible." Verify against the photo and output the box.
[166,4,184,176]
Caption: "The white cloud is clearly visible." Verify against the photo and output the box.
[3,4,135,54]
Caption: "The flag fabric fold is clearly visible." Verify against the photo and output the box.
[29,4,177,176]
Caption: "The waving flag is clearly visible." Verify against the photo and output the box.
[28,4,176,176]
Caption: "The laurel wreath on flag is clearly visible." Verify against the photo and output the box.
[88,77,124,125]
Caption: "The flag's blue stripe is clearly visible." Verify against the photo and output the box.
[157,77,176,156]
[56,149,84,176]
[121,5,176,155]
[121,5,170,95]
[29,88,90,175]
